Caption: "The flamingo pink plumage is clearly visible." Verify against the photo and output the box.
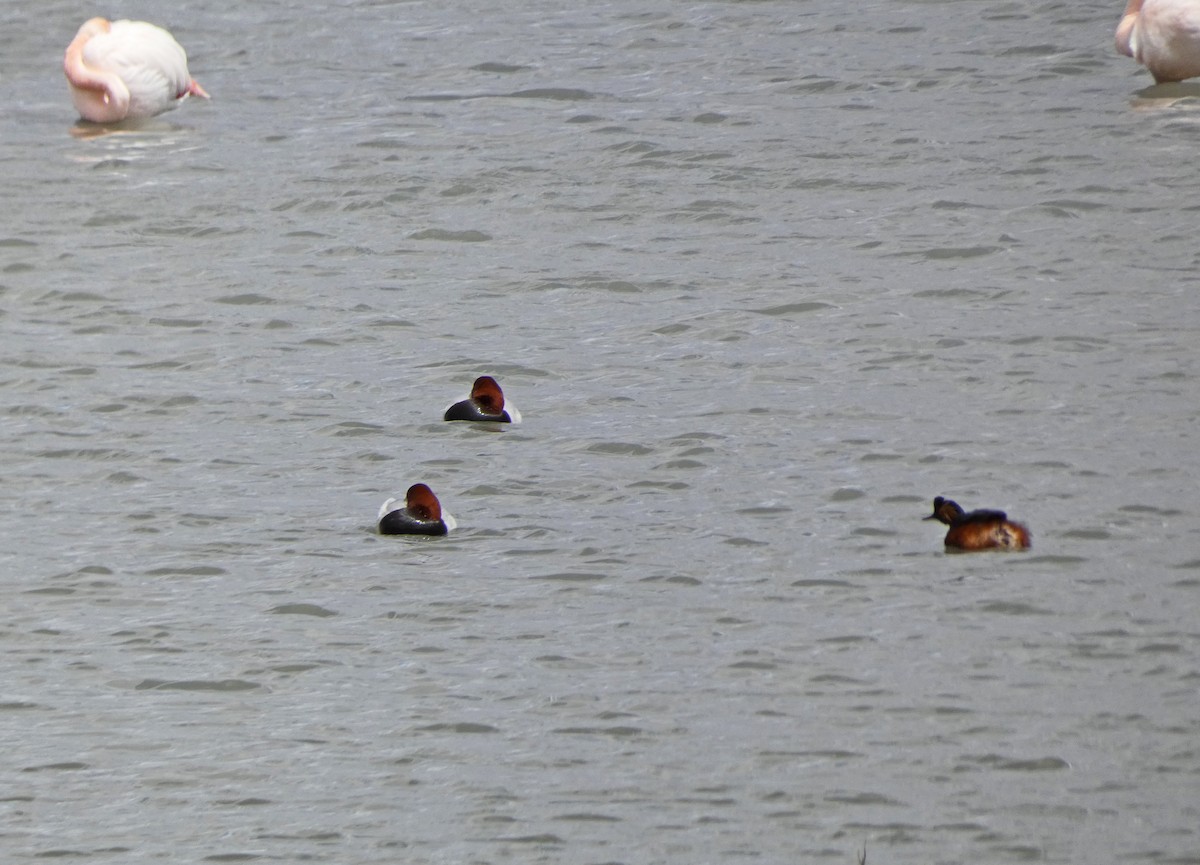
[1116,0,1200,83]
[64,18,209,122]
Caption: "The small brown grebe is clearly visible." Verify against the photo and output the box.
[924,496,1031,551]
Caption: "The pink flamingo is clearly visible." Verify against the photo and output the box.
[1116,0,1200,83]
[64,18,209,123]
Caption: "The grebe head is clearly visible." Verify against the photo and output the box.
[924,496,965,526]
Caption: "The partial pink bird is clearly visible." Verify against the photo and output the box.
[64,18,209,123]
[1116,0,1200,83]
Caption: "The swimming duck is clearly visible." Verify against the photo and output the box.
[924,496,1031,551]
[443,375,520,423]
[64,18,209,123]
[378,484,456,536]
[1116,0,1200,83]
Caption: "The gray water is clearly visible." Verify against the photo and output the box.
[2,1,1198,863]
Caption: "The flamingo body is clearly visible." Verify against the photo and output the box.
[64,18,209,122]
[1116,0,1200,83]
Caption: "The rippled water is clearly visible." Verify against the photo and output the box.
[2,1,1199,863]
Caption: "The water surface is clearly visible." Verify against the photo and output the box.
[2,1,1198,863]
